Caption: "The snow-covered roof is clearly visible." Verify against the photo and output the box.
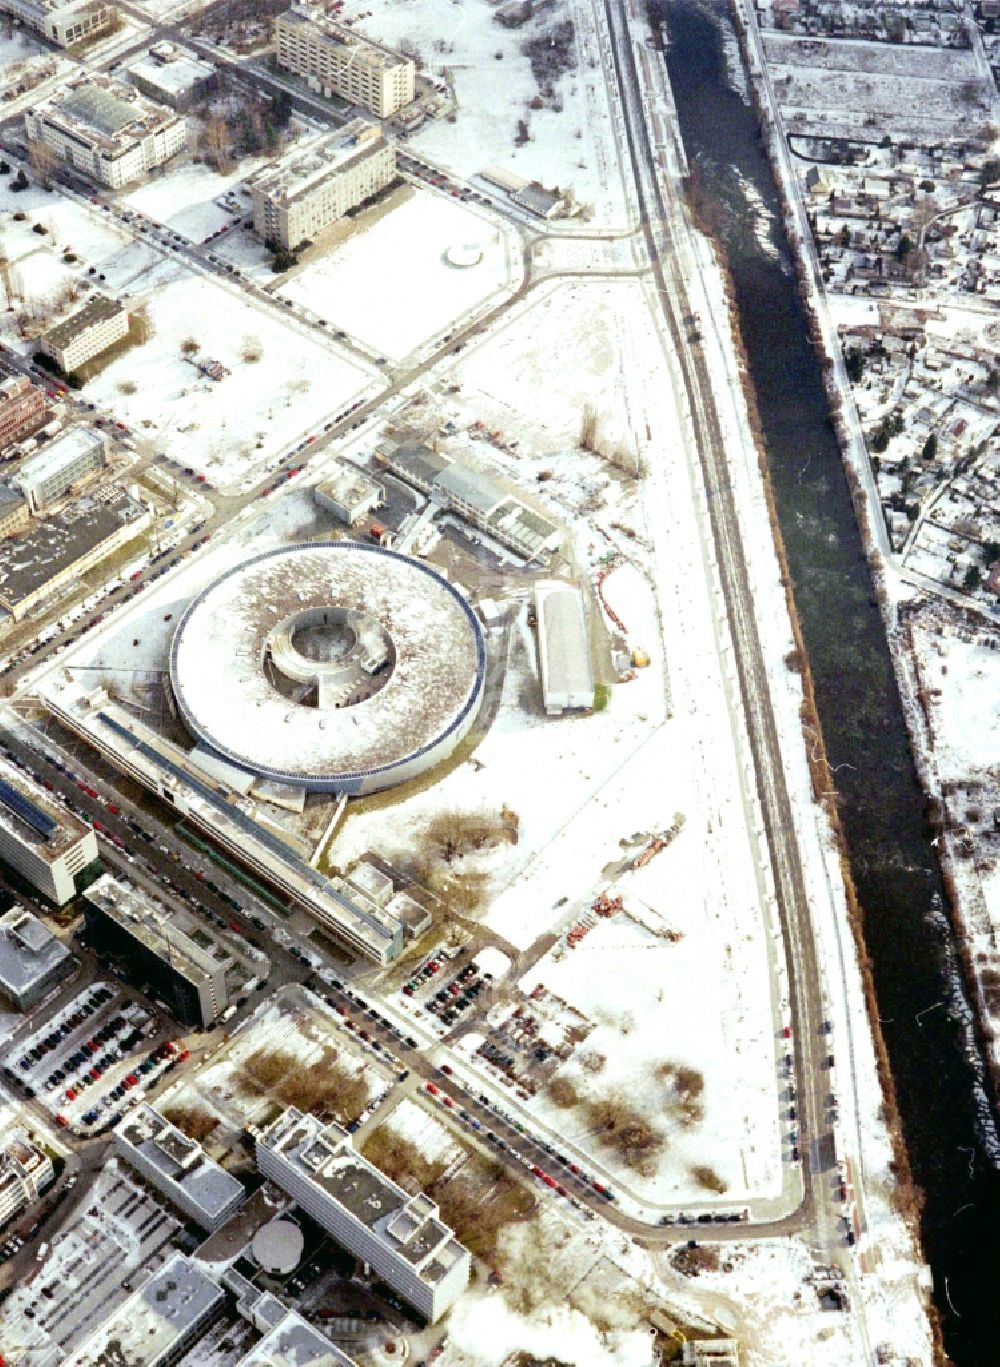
[168,542,486,789]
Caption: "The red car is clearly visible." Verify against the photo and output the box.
[426,1082,439,1096]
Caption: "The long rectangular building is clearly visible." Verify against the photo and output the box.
[39,294,128,375]
[250,121,396,250]
[114,1105,245,1231]
[0,0,114,49]
[0,754,98,904]
[83,872,254,1027]
[276,7,414,118]
[257,1109,470,1324]
[0,1129,54,1231]
[25,76,186,190]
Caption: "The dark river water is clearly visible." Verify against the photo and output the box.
[656,1,1000,1360]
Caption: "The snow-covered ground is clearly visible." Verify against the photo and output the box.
[277,188,520,362]
[84,257,376,488]
[342,0,630,227]
[120,161,257,243]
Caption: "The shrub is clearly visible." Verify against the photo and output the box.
[10,169,28,193]
[690,1164,727,1194]
[32,223,47,235]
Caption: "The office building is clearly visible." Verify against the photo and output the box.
[0,488,150,623]
[376,436,562,561]
[83,872,247,1027]
[257,1109,470,1323]
[125,42,217,111]
[114,1105,245,1231]
[0,0,114,49]
[13,427,109,514]
[0,756,98,904]
[39,294,128,374]
[0,1130,54,1231]
[0,486,30,540]
[68,1252,226,1367]
[236,1309,358,1367]
[0,906,74,1010]
[25,76,186,190]
[276,7,414,118]
[0,376,47,454]
[314,462,385,526]
[250,122,395,250]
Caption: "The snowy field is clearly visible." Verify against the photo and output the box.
[120,160,256,243]
[0,31,59,93]
[341,0,630,227]
[84,258,376,488]
[277,188,520,362]
[0,173,131,288]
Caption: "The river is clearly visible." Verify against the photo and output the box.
[654,1,1000,1361]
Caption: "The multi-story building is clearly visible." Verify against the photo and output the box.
[0,486,30,540]
[124,42,217,112]
[13,427,109,514]
[0,906,75,1010]
[0,0,115,49]
[250,121,396,250]
[257,1109,470,1324]
[276,7,415,118]
[69,1253,226,1367]
[83,873,243,1027]
[0,1130,54,1232]
[38,294,128,374]
[0,376,47,454]
[314,462,385,526]
[114,1106,245,1231]
[0,756,99,904]
[0,488,150,623]
[25,76,186,190]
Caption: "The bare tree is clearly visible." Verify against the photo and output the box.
[27,138,57,189]
[201,115,233,173]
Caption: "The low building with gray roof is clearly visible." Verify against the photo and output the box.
[0,906,75,1010]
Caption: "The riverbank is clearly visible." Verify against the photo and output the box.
[721,0,1000,1127]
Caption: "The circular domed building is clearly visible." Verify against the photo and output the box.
[169,542,486,795]
[251,1218,304,1276]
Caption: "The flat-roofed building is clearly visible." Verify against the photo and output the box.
[13,427,109,514]
[39,294,128,374]
[0,906,74,1009]
[124,42,217,111]
[114,1105,246,1230]
[0,0,114,48]
[83,871,262,1027]
[68,1252,226,1367]
[0,376,47,454]
[276,6,414,118]
[236,1309,358,1366]
[250,122,395,250]
[0,486,30,540]
[0,1129,54,1231]
[0,488,150,623]
[0,755,98,904]
[257,1109,470,1324]
[25,75,186,189]
[376,436,562,561]
[314,462,385,526]
[534,580,595,714]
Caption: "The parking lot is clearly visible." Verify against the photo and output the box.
[4,981,184,1136]
[393,946,494,1036]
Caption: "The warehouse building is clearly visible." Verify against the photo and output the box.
[70,1252,226,1367]
[83,872,267,1027]
[257,1109,470,1323]
[0,906,75,1010]
[114,1105,246,1231]
[0,1130,54,1232]
[376,437,562,561]
[0,486,30,540]
[0,376,47,455]
[39,294,128,375]
[13,427,109,514]
[124,42,217,111]
[0,0,115,48]
[250,122,396,250]
[0,756,98,904]
[276,6,415,118]
[314,462,385,526]
[534,581,595,714]
[25,76,186,190]
[0,488,150,623]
